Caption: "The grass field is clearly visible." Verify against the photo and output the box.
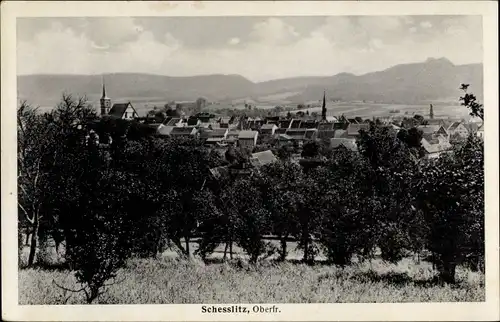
[18,243,485,304]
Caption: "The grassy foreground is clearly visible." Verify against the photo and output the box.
[19,256,484,304]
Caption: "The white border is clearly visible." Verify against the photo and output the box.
[2,1,499,321]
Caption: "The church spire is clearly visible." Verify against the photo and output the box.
[321,90,327,121]
[100,75,111,116]
[101,75,108,99]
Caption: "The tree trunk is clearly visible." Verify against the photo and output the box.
[438,259,457,284]
[27,223,39,267]
[223,241,229,260]
[185,236,190,257]
[303,235,309,264]
[229,237,233,260]
[279,237,287,262]
[18,229,24,267]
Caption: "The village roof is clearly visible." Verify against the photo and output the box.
[330,138,358,151]
[219,116,231,123]
[333,129,348,139]
[417,125,445,134]
[206,137,224,143]
[261,123,278,130]
[227,129,240,137]
[250,150,278,167]
[286,129,307,139]
[304,128,317,139]
[347,123,370,136]
[421,137,452,154]
[187,117,200,126]
[279,119,292,129]
[166,118,182,126]
[347,118,359,124]
[170,126,197,135]
[477,123,484,131]
[275,128,288,134]
[447,121,463,131]
[238,130,258,139]
[333,122,348,130]
[318,123,335,131]
[290,119,302,129]
[299,119,318,129]
[464,122,479,132]
[279,134,293,140]
[109,102,135,118]
[210,128,228,136]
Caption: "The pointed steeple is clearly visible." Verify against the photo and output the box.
[100,75,111,116]
[101,75,108,99]
[321,90,327,121]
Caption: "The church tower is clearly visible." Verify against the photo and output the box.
[100,76,111,116]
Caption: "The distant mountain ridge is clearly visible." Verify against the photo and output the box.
[18,58,483,108]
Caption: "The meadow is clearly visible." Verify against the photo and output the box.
[19,242,485,304]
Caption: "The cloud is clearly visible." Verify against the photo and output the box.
[228,37,240,45]
[420,21,433,29]
[17,16,483,82]
[249,18,300,45]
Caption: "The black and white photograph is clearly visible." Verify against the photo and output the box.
[2,1,499,321]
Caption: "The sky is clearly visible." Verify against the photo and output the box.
[17,15,483,82]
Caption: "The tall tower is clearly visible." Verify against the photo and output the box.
[321,90,327,121]
[100,76,111,116]
[429,104,434,120]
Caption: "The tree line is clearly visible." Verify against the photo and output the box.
[17,88,484,303]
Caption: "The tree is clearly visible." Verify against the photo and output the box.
[301,141,321,159]
[259,161,303,261]
[460,84,484,120]
[413,114,425,125]
[414,135,484,283]
[18,95,97,266]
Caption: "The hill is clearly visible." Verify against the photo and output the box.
[17,58,482,108]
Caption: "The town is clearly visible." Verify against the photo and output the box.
[91,80,484,167]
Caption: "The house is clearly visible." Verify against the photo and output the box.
[195,112,215,123]
[279,119,292,130]
[285,129,308,147]
[304,128,318,140]
[250,150,278,168]
[238,130,259,148]
[156,124,175,137]
[169,126,199,138]
[275,128,288,135]
[346,123,370,137]
[333,129,348,139]
[108,102,139,120]
[421,136,452,159]
[187,117,201,126]
[447,122,469,139]
[417,124,448,138]
[260,123,278,136]
[298,119,318,129]
[165,117,184,127]
[317,123,336,140]
[330,138,358,151]
[203,128,229,145]
[476,123,484,138]
[289,119,302,129]
[278,134,294,147]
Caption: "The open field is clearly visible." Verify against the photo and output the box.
[19,243,484,304]
[286,102,469,119]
